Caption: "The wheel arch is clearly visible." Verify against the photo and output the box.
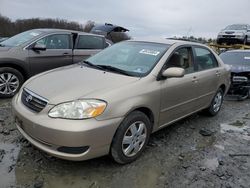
[219,84,226,95]
[123,106,155,132]
[0,62,28,80]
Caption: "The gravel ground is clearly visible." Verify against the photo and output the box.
[0,98,249,188]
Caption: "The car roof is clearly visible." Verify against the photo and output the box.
[130,37,206,46]
[31,28,102,37]
[223,49,250,53]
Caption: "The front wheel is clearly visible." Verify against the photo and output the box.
[110,111,151,164]
[204,88,224,116]
[243,36,247,45]
[0,67,24,98]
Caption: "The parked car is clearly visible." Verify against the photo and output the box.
[90,23,130,43]
[0,29,112,97]
[12,39,230,164]
[220,50,250,100]
[0,37,9,42]
[217,24,250,45]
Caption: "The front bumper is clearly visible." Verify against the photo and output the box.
[12,94,123,161]
[228,75,250,96]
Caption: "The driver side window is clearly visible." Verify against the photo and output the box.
[165,47,194,74]
[36,34,71,49]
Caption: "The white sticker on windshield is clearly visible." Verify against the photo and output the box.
[139,49,160,56]
[244,57,250,60]
[30,32,40,37]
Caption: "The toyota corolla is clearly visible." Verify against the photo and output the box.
[12,39,230,164]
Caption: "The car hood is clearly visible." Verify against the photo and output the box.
[228,64,250,73]
[220,30,246,34]
[0,47,11,52]
[24,64,140,104]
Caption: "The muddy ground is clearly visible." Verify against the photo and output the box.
[0,98,249,188]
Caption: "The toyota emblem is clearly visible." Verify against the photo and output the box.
[26,95,33,103]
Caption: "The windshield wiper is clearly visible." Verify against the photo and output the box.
[79,60,104,70]
[96,65,133,76]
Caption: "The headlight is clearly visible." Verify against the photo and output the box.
[48,99,107,119]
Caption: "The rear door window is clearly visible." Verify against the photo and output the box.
[76,35,104,49]
[193,47,218,71]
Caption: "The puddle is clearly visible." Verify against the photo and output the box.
[220,123,247,134]
[214,144,225,150]
[0,143,20,188]
[243,113,250,120]
[229,120,246,127]
[204,158,219,171]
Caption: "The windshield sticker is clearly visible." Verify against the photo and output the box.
[244,57,250,60]
[134,67,144,73]
[30,32,40,37]
[139,49,160,56]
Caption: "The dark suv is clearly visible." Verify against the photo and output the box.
[0,29,111,97]
[220,50,250,100]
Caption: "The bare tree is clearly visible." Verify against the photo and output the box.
[0,14,84,37]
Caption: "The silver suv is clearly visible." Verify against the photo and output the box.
[217,24,250,45]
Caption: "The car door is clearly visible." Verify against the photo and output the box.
[191,46,222,109]
[73,35,105,63]
[28,33,73,76]
[159,46,200,127]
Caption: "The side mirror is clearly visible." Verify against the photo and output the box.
[32,43,46,51]
[162,67,185,78]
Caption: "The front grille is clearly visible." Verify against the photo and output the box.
[21,88,48,112]
[233,76,248,82]
[232,72,250,79]
[222,35,235,38]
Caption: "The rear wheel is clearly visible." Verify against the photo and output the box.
[110,111,151,164]
[204,88,224,116]
[0,67,24,98]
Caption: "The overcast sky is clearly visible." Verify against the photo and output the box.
[0,0,249,38]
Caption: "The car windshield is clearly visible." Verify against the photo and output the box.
[220,52,250,66]
[225,25,247,30]
[86,41,169,77]
[0,30,43,47]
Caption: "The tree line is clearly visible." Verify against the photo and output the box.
[0,14,84,37]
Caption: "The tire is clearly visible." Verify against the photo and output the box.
[110,111,152,164]
[0,67,24,98]
[204,88,224,116]
[243,36,247,45]
[237,88,249,101]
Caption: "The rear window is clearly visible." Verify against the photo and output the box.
[220,52,250,65]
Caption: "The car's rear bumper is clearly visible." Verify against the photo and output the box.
[12,94,123,161]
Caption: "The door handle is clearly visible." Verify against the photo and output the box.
[62,53,69,56]
[192,76,198,83]
[216,71,221,76]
